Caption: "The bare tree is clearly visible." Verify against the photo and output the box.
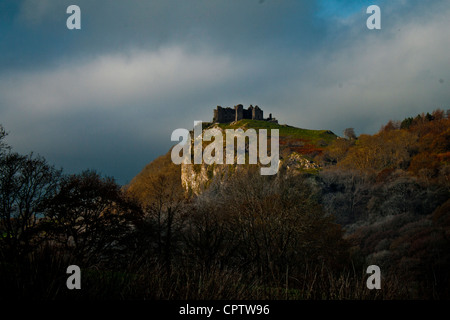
[343,128,357,140]
[183,199,229,273]
[43,170,141,267]
[197,169,349,286]
[0,152,61,257]
[320,168,374,224]
[133,160,187,273]
[0,125,10,157]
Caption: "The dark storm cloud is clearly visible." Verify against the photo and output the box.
[1,0,449,184]
[2,0,320,64]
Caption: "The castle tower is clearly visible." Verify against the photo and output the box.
[235,104,243,122]
[213,106,219,123]
[253,105,263,120]
[214,106,225,123]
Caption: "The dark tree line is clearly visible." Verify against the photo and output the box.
[3,115,448,299]
[1,126,361,299]
[0,125,144,298]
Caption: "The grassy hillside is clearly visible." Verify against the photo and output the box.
[213,119,337,143]
[209,119,338,157]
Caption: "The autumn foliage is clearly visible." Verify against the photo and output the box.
[319,109,450,298]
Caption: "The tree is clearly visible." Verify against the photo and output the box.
[432,109,445,121]
[320,168,374,224]
[323,138,354,165]
[43,171,141,267]
[0,152,61,257]
[183,199,229,273]
[126,152,186,273]
[337,130,417,171]
[0,125,9,156]
[198,169,349,286]
[380,120,400,132]
[343,128,357,140]
[401,117,413,129]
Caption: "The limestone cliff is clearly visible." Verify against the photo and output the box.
[179,120,335,195]
[127,119,337,199]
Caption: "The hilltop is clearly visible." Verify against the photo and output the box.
[214,119,337,148]
[126,119,338,199]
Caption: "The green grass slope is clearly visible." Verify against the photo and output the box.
[208,119,337,156]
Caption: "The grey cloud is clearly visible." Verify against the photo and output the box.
[256,0,450,135]
[0,46,243,114]
[1,0,450,184]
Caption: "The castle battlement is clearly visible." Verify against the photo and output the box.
[213,104,277,124]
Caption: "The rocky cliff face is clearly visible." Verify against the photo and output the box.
[180,121,330,195]
[127,119,337,198]
[181,154,321,195]
[181,162,227,196]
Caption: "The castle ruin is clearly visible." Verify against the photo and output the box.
[213,104,277,124]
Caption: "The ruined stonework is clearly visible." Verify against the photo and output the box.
[213,104,277,123]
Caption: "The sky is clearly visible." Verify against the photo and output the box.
[1,0,449,185]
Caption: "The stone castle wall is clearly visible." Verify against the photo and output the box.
[214,106,235,123]
[213,104,272,123]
